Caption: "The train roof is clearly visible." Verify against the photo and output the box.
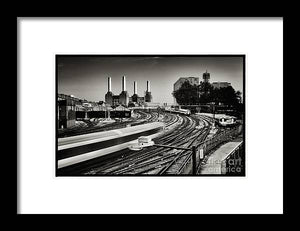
[58,122,164,149]
[198,113,236,119]
[215,114,237,119]
[179,108,190,111]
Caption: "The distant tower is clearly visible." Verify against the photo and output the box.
[134,81,137,95]
[108,76,112,92]
[119,76,129,106]
[122,75,126,91]
[105,77,113,105]
[147,80,150,92]
[132,81,138,102]
[203,70,210,83]
[145,80,152,102]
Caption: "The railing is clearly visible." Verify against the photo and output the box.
[221,142,244,175]
[177,125,242,175]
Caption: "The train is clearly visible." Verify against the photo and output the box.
[163,107,191,116]
[196,113,238,128]
[57,122,165,169]
[215,115,237,127]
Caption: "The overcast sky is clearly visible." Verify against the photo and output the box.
[57,56,244,104]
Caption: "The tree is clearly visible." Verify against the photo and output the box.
[216,86,237,106]
[172,81,199,105]
[198,81,213,95]
[173,80,243,115]
[198,81,214,104]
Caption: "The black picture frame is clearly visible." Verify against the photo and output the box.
[15,15,288,216]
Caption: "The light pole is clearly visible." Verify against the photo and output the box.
[152,144,198,175]
[211,102,216,128]
[129,139,198,175]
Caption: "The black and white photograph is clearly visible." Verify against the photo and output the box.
[56,55,245,176]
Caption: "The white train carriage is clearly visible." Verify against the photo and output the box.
[215,115,237,127]
[178,108,191,115]
[164,107,191,116]
[57,122,165,169]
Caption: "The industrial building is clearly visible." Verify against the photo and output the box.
[144,81,152,103]
[173,70,231,93]
[58,76,154,129]
[173,77,200,92]
[173,70,232,105]
[129,81,145,105]
[212,82,231,89]
[57,94,79,129]
[57,94,95,128]
[173,77,200,105]
[58,93,132,129]
[105,76,152,107]
[105,76,129,107]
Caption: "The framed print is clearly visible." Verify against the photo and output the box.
[18,17,284,214]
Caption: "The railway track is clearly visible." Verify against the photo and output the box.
[83,113,212,175]
[158,127,211,175]
[56,111,180,175]
[71,113,180,175]
[112,125,211,175]
[58,110,159,138]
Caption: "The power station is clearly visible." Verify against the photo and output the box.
[105,76,152,107]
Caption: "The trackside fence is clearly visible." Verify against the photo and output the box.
[178,125,243,175]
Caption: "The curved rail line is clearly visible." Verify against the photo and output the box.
[82,113,213,175]
[58,110,160,138]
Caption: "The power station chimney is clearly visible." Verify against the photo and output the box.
[147,80,150,92]
[122,76,126,91]
[108,77,111,92]
[134,81,137,95]
[145,80,152,103]
[119,76,129,106]
[105,77,113,106]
